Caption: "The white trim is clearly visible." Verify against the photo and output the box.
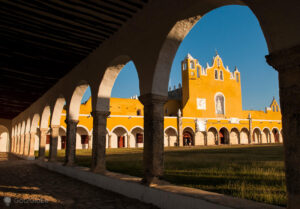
[214,92,225,115]
[59,126,66,133]
[130,126,144,133]
[183,126,195,134]
[76,125,90,135]
[164,126,178,135]
[111,125,129,134]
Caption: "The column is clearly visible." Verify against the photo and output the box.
[177,110,183,146]
[266,46,300,209]
[38,128,48,160]
[167,135,171,147]
[11,136,15,153]
[139,94,167,185]
[108,134,112,148]
[19,134,24,154]
[88,134,92,149]
[28,132,36,158]
[248,113,252,144]
[91,111,110,173]
[23,133,30,156]
[127,133,131,148]
[65,119,78,166]
[49,125,60,162]
[16,136,19,153]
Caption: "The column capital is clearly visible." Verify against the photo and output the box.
[39,128,49,132]
[138,93,168,105]
[91,110,110,118]
[51,125,60,129]
[266,45,300,72]
[65,119,79,125]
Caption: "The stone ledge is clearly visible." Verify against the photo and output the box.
[35,161,284,209]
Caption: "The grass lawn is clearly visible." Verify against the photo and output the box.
[39,144,286,206]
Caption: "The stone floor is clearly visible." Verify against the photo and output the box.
[0,153,159,209]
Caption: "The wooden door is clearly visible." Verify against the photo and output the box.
[118,136,124,148]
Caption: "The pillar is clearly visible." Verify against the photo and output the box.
[248,113,252,144]
[38,128,48,160]
[19,134,24,154]
[11,136,15,153]
[16,136,20,153]
[28,132,36,158]
[177,110,183,146]
[127,133,131,148]
[49,125,59,162]
[108,134,112,148]
[88,134,92,149]
[91,111,110,173]
[65,119,78,166]
[266,46,300,209]
[167,135,170,147]
[139,94,167,185]
[23,133,30,156]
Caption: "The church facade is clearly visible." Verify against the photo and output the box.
[38,54,282,151]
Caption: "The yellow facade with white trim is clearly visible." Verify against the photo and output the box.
[57,54,282,149]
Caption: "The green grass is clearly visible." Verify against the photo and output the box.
[38,144,286,206]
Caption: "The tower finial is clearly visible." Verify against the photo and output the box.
[215,49,218,56]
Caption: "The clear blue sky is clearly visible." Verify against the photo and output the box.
[83,5,279,111]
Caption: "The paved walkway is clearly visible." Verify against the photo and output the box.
[0,153,159,209]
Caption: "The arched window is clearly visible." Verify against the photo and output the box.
[197,67,200,78]
[214,69,218,79]
[183,62,187,70]
[272,106,275,112]
[137,109,141,115]
[190,60,195,69]
[276,106,279,112]
[215,93,225,114]
[220,70,223,80]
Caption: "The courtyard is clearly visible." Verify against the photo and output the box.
[40,144,286,207]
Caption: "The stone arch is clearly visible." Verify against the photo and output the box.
[183,126,194,146]
[207,127,218,145]
[31,114,40,133]
[164,126,178,147]
[94,55,133,112]
[25,118,31,134]
[230,127,239,145]
[240,127,250,144]
[76,125,90,150]
[262,127,271,143]
[130,126,144,148]
[112,126,129,148]
[219,127,230,145]
[0,125,9,152]
[69,81,90,121]
[252,127,261,143]
[271,127,280,143]
[51,96,66,126]
[40,106,51,129]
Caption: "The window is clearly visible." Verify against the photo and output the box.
[190,71,194,76]
[236,74,239,82]
[217,59,220,67]
[190,60,195,69]
[215,93,225,114]
[136,133,143,143]
[276,106,279,112]
[197,67,200,78]
[81,135,89,144]
[220,71,223,80]
[273,106,275,112]
[137,109,141,116]
[202,68,206,75]
[215,70,218,79]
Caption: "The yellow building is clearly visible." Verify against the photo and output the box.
[41,54,282,151]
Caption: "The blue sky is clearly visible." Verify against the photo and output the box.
[83,5,279,111]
